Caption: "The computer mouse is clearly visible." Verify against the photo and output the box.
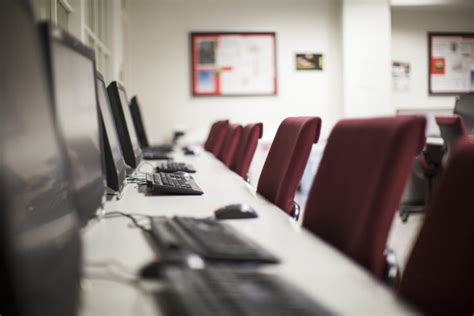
[214,204,258,220]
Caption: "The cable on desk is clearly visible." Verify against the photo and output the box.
[83,270,151,300]
[125,177,147,185]
[104,211,151,231]
[84,259,138,279]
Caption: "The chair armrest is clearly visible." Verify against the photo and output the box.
[383,248,400,288]
[290,201,301,221]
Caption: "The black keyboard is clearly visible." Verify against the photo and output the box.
[148,144,173,153]
[143,148,172,160]
[143,151,172,160]
[156,162,196,173]
[157,267,330,316]
[146,173,203,195]
[150,217,278,263]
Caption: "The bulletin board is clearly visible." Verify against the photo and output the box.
[428,32,474,95]
[190,32,277,96]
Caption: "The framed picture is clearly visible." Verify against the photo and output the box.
[428,32,474,95]
[190,32,277,96]
[296,53,323,70]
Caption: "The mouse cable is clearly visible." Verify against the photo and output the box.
[103,211,151,231]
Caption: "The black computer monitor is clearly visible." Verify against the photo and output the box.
[96,72,127,193]
[0,1,81,315]
[40,23,105,225]
[454,93,474,132]
[107,81,143,168]
[129,96,150,148]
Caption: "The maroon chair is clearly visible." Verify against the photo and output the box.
[302,116,426,278]
[436,115,467,151]
[399,139,474,315]
[231,123,263,179]
[217,123,243,167]
[203,120,229,155]
[257,117,321,217]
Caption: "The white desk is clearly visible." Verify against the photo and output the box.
[80,150,418,316]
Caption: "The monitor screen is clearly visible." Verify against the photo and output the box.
[96,73,127,191]
[118,85,142,157]
[130,96,150,148]
[48,26,105,224]
[454,93,474,132]
[0,5,81,315]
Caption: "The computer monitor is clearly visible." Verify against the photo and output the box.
[454,93,474,132]
[0,1,81,315]
[129,96,150,149]
[40,23,105,225]
[107,81,143,168]
[96,72,127,193]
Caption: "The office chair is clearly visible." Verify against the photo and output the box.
[217,123,243,167]
[231,123,263,179]
[257,117,321,218]
[302,116,426,280]
[399,95,474,222]
[204,120,229,155]
[399,138,474,315]
[436,115,467,151]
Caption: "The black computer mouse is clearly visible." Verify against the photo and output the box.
[214,204,258,220]
[184,149,196,156]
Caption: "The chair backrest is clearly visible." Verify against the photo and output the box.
[453,93,474,132]
[204,120,229,155]
[435,115,467,150]
[231,123,263,178]
[257,117,321,214]
[217,123,243,167]
[399,139,474,315]
[302,116,426,277]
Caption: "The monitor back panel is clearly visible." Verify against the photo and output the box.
[40,22,105,225]
[0,2,81,315]
[96,72,127,192]
[130,96,150,148]
[107,81,143,168]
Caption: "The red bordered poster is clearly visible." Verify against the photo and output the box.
[428,32,474,95]
[191,32,277,96]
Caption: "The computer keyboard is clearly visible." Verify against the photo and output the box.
[149,144,174,153]
[157,267,330,316]
[146,173,203,195]
[156,161,196,173]
[149,217,279,263]
[143,148,172,160]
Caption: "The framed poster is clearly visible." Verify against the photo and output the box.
[190,32,277,96]
[428,32,474,95]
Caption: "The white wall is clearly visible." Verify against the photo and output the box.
[125,0,343,144]
[391,6,474,111]
[343,0,393,118]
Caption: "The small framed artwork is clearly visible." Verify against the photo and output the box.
[296,53,323,70]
